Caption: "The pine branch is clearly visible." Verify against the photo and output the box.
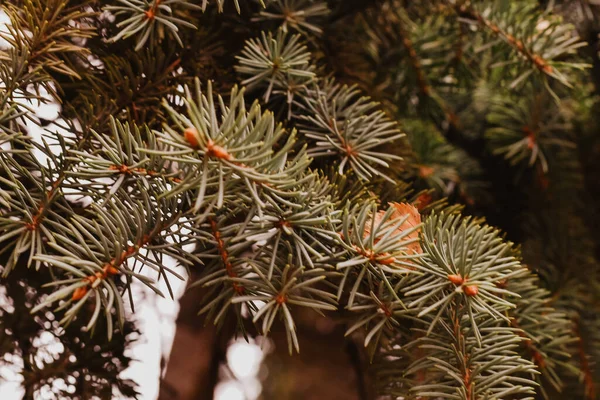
[236,28,316,108]
[485,88,576,174]
[252,0,330,35]
[106,0,202,50]
[506,271,578,397]
[0,0,93,134]
[405,212,528,345]
[29,189,187,336]
[2,1,599,396]
[298,79,405,182]
[403,119,485,203]
[155,78,309,211]
[454,1,588,93]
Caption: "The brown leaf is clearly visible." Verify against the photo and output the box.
[365,202,422,254]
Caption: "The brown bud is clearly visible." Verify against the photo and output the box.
[448,274,464,285]
[419,165,435,178]
[206,139,232,160]
[184,127,200,148]
[276,293,287,304]
[464,285,479,297]
[72,286,88,301]
[377,253,396,265]
[105,265,120,275]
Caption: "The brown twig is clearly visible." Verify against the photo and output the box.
[455,5,553,74]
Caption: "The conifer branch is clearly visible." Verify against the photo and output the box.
[106,0,202,50]
[1,1,598,396]
[454,1,588,90]
[236,28,316,108]
[298,80,404,182]
[0,0,92,134]
[252,0,330,35]
[485,90,575,173]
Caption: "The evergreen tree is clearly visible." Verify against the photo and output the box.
[1,0,599,399]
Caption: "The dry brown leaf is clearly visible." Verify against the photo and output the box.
[364,202,422,254]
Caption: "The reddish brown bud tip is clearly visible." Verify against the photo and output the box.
[206,139,232,160]
[105,265,120,275]
[378,254,396,265]
[464,285,479,297]
[448,274,464,285]
[72,286,88,301]
[184,127,200,148]
[276,294,287,304]
[419,165,435,178]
